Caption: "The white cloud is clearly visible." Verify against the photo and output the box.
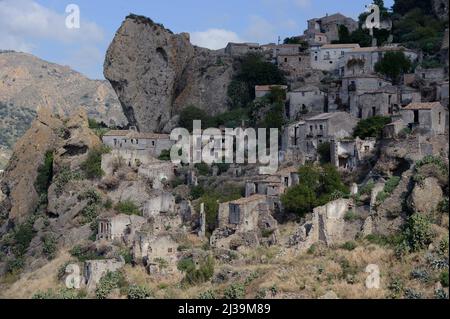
[245,15,277,44]
[0,0,105,78]
[190,28,244,50]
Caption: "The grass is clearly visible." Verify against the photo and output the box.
[115,200,141,216]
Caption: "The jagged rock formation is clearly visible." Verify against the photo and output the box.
[104,14,235,132]
[0,108,101,224]
[0,51,127,155]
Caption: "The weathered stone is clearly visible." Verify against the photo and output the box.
[104,14,236,132]
[408,177,443,215]
[361,216,373,237]
[84,258,125,291]
[318,291,339,299]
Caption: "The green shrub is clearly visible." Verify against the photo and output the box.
[374,51,412,84]
[6,257,25,274]
[344,210,359,222]
[365,234,404,247]
[195,162,211,176]
[353,116,391,139]
[119,248,133,264]
[158,149,171,161]
[359,181,375,195]
[81,146,110,179]
[13,221,35,256]
[403,214,434,252]
[115,200,141,216]
[181,255,215,285]
[317,142,331,164]
[53,168,83,195]
[96,271,127,299]
[127,285,152,299]
[69,244,102,262]
[376,176,401,203]
[440,271,449,287]
[32,288,83,299]
[190,185,205,200]
[177,257,195,272]
[341,241,357,251]
[35,151,54,195]
[438,198,449,214]
[42,234,57,260]
[198,290,217,299]
[223,283,245,299]
[179,105,213,132]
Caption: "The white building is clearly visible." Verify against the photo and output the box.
[287,85,326,120]
[311,43,360,71]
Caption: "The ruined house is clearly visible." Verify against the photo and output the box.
[383,120,408,139]
[437,81,449,107]
[310,43,360,72]
[352,85,399,119]
[225,42,261,56]
[342,46,418,77]
[97,213,147,243]
[400,102,448,135]
[102,128,174,158]
[137,161,176,189]
[143,192,176,217]
[330,137,377,171]
[245,166,300,197]
[133,233,179,274]
[84,258,125,291]
[305,13,358,42]
[340,74,392,110]
[289,198,355,251]
[287,85,326,120]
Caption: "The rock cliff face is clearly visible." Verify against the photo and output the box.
[0,108,101,224]
[0,51,127,156]
[104,14,235,132]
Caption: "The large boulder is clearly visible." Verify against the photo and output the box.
[104,14,235,132]
[0,108,63,223]
[408,177,443,215]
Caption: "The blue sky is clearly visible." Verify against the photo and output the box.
[0,0,394,79]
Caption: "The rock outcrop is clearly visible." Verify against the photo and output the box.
[0,51,127,153]
[408,177,443,215]
[0,108,101,224]
[104,14,235,132]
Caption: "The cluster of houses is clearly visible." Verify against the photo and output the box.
[86,12,448,285]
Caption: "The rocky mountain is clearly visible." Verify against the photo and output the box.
[0,50,127,162]
[104,14,236,133]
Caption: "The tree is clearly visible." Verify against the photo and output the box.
[392,0,433,16]
[236,53,286,99]
[281,164,349,217]
[317,142,331,164]
[375,51,412,83]
[178,105,212,132]
[227,80,251,109]
[353,116,391,139]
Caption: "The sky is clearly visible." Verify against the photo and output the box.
[0,0,394,79]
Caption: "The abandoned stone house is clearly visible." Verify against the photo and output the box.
[400,102,448,134]
[96,213,147,242]
[137,161,176,190]
[383,120,408,139]
[143,192,176,217]
[102,128,174,158]
[342,46,418,77]
[289,198,354,251]
[340,74,392,110]
[287,85,326,120]
[101,149,161,176]
[299,32,328,46]
[414,66,447,85]
[132,233,179,274]
[437,81,449,107]
[277,52,311,80]
[216,194,268,232]
[330,137,377,171]
[326,85,341,112]
[84,258,125,291]
[400,85,422,107]
[311,43,360,72]
[304,112,358,160]
[305,13,358,43]
[245,167,300,198]
[254,85,288,99]
[225,42,261,56]
[351,85,400,119]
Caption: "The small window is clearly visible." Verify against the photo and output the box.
[152,140,155,146]
[168,248,173,253]
[439,112,442,125]
[310,125,313,132]
[364,146,370,152]
[320,125,323,130]
[284,58,288,63]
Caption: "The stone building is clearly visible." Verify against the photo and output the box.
[225,42,261,56]
[137,161,176,190]
[287,85,326,120]
[352,85,399,119]
[245,166,299,197]
[400,102,447,134]
[143,192,176,217]
[383,120,408,139]
[102,128,174,158]
[97,213,147,242]
[330,137,377,171]
[342,46,418,77]
[311,43,360,71]
[305,13,358,42]
[400,86,422,107]
[299,32,328,46]
[84,258,125,291]
[133,233,179,274]
[340,74,392,110]
[414,66,447,85]
[437,81,449,107]
[277,52,311,81]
